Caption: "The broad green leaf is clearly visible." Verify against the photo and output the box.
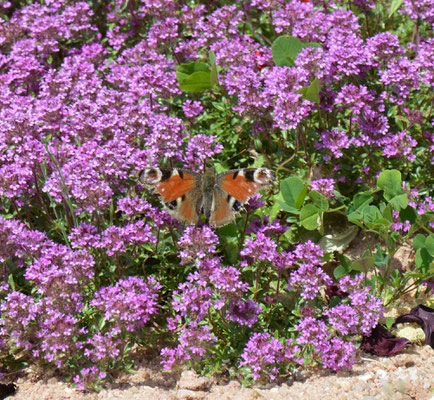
[426,234,434,256]
[280,176,307,209]
[329,296,341,307]
[295,78,320,104]
[176,62,210,82]
[300,204,320,230]
[389,0,404,17]
[399,205,418,224]
[8,274,15,291]
[209,50,219,86]
[336,253,352,270]
[382,204,393,222]
[377,170,405,200]
[385,317,395,330]
[352,191,373,211]
[272,36,320,67]
[179,71,212,92]
[362,205,383,223]
[272,36,301,66]
[350,256,375,273]
[333,265,347,279]
[224,242,239,265]
[388,193,408,211]
[209,50,216,65]
[415,248,431,273]
[309,190,329,211]
[269,197,283,220]
[413,233,426,250]
[277,199,300,214]
[319,225,358,253]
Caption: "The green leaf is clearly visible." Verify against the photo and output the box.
[309,190,329,211]
[350,256,375,273]
[277,199,300,214]
[300,204,320,230]
[415,248,431,273]
[333,265,347,279]
[329,296,342,307]
[362,205,383,223]
[209,50,216,65]
[279,176,307,209]
[318,225,358,253]
[209,50,219,86]
[388,193,408,211]
[389,0,404,17]
[385,317,395,330]
[377,170,406,201]
[412,234,426,250]
[350,191,373,211]
[8,274,15,291]
[272,36,301,66]
[272,36,320,67]
[295,78,320,104]
[399,206,418,224]
[176,62,210,81]
[426,234,434,257]
[179,71,212,92]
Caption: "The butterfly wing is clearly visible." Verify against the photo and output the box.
[138,168,202,224]
[209,168,275,227]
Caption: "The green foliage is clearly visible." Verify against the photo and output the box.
[271,36,321,67]
[276,169,433,303]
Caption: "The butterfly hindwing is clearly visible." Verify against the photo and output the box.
[209,187,239,227]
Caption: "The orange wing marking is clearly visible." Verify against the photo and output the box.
[155,173,195,202]
[221,175,260,202]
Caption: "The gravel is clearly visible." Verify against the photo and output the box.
[7,345,433,400]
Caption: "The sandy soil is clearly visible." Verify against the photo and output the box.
[6,345,434,400]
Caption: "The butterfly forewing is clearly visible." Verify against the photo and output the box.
[139,168,197,203]
[217,168,275,202]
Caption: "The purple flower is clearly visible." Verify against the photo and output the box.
[415,38,434,86]
[319,337,356,371]
[365,32,404,68]
[226,299,262,327]
[399,0,434,22]
[161,323,217,371]
[293,240,324,265]
[288,262,332,300]
[178,225,219,264]
[310,178,336,198]
[209,265,249,294]
[380,57,419,105]
[324,305,359,335]
[184,134,223,171]
[381,131,417,161]
[90,276,161,332]
[69,223,100,249]
[25,243,94,307]
[315,129,353,158]
[182,100,204,118]
[240,232,278,266]
[99,221,156,256]
[240,333,300,382]
[84,332,122,362]
[73,366,107,391]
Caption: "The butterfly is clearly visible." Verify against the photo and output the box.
[137,167,275,227]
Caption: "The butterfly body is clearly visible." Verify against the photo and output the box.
[138,167,275,227]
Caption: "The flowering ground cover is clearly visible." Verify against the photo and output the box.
[0,0,433,392]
